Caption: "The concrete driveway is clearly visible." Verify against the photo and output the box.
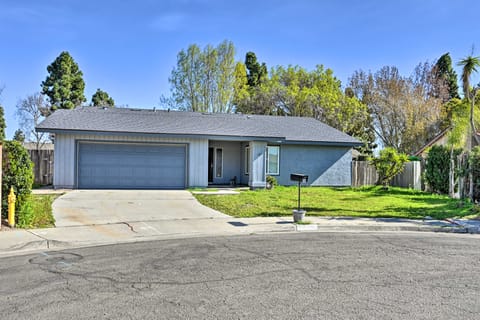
[53,190,229,227]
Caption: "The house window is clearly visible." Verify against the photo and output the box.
[215,148,223,178]
[245,146,250,175]
[266,146,280,175]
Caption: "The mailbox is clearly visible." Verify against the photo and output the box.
[290,173,308,183]
[290,173,308,214]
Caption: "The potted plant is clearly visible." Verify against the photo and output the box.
[266,175,278,190]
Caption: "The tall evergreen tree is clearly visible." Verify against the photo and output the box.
[13,129,25,142]
[245,52,267,87]
[0,106,6,141]
[435,53,459,100]
[41,51,86,110]
[91,89,115,107]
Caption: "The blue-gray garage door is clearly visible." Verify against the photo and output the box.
[77,142,186,189]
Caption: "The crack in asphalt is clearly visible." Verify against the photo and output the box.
[2,233,480,319]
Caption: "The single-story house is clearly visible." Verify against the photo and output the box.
[414,127,480,159]
[413,128,450,159]
[36,107,362,189]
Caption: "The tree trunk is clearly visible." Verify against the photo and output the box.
[458,154,464,199]
[469,170,474,201]
[470,89,480,146]
[448,148,455,198]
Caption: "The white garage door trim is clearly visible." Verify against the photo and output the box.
[75,140,188,189]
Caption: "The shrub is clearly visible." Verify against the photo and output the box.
[424,145,461,194]
[370,147,408,188]
[17,194,56,228]
[266,175,278,188]
[2,140,34,223]
[469,146,480,202]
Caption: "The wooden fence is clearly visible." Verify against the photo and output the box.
[352,161,422,190]
[28,149,54,186]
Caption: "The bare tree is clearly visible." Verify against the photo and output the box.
[15,93,50,150]
[349,64,447,154]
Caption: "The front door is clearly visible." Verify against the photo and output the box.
[208,147,214,183]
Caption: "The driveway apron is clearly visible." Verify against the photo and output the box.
[53,190,229,227]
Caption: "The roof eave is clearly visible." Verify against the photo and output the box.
[36,128,362,146]
[283,140,363,147]
[36,128,287,142]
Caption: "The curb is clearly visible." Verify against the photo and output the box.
[294,224,475,234]
[2,240,48,253]
[1,222,478,257]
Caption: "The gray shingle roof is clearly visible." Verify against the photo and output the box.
[36,107,361,146]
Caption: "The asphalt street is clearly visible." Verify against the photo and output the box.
[0,232,479,319]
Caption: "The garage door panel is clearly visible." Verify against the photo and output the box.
[78,143,186,189]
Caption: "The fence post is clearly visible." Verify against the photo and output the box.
[26,149,54,186]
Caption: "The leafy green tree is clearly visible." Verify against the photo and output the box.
[443,98,478,197]
[215,41,236,113]
[424,145,461,194]
[2,141,34,223]
[444,99,470,146]
[234,64,375,153]
[169,40,236,113]
[370,147,409,188]
[232,62,250,113]
[91,88,115,107]
[13,129,25,142]
[435,53,459,101]
[245,52,267,87]
[41,51,86,110]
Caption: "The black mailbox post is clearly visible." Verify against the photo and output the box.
[290,173,308,211]
[290,173,308,183]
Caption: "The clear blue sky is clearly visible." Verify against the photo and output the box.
[1,0,479,139]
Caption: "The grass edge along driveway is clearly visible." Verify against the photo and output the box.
[193,186,475,220]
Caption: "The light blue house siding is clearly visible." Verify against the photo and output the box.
[276,144,352,186]
[52,133,208,188]
[51,134,352,189]
[238,142,352,188]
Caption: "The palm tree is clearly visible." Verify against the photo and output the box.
[458,55,480,102]
[458,54,480,146]
[458,54,480,199]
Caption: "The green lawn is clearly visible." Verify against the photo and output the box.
[193,186,474,220]
[15,194,58,228]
